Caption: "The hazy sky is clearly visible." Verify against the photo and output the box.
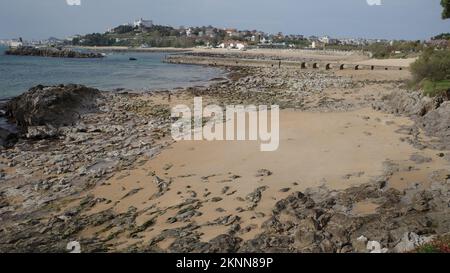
[0,0,449,40]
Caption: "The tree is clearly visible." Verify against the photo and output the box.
[442,0,450,19]
[112,25,135,34]
[410,48,450,82]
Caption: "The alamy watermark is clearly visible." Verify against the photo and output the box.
[66,0,81,6]
[366,0,382,6]
[171,97,280,152]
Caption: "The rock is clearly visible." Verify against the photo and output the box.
[0,127,18,148]
[393,232,435,253]
[221,186,230,194]
[366,241,388,253]
[418,101,450,149]
[374,90,435,117]
[5,46,104,59]
[66,241,81,253]
[294,230,317,248]
[353,236,368,253]
[411,191,433,212]
[320,238,336,253]
[279,188,291,193]
[410,154,432,164]
[25,125,59,139]
[211,197,223,203]
[7,84,102,132]
[168,236,207,253]
[246,186,267,209]
[200,235,242,253]
[121,188,143,199]
[375,90,450,150]
[256,169,273,177]
[154,176,169,195]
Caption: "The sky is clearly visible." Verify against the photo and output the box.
[0,0,449,40]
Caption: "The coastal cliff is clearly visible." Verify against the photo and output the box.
[5,46,104,58]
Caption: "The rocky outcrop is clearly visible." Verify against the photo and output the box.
[5,47,104,58]
[373,90,437,117]
[373,89,450,150]
[418,101,450,150]
[6,84,102,137]
[237,177,450,253]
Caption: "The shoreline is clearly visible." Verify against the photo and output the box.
[73,46,193,53]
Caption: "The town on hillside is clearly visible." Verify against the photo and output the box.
[1,18,449,59]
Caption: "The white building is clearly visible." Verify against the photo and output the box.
[319,36,330,44]
[134,18,153,28]
[186,28,193,37]
[9,40,23,48]
[218,41,248,50]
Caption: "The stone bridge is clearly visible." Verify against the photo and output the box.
[165,55,406,71]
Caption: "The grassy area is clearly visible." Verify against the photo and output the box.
[421,79,450,97]
[410,48,450,97]
[415,234,450,253]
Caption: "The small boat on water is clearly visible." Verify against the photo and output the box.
[129,57,137,61]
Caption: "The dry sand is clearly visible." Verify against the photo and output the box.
[76,107,449,249]
[354,58,417,68]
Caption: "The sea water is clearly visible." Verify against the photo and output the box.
[0,46,223,99]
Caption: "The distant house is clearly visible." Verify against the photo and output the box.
[225,28,240,38]
[319,36,330,44]
[428,39,449,48]
[9,39,23,48]
[205,29,216,38]
[134,18,153,28]
[259,37,272,44]
[251,34,261,43]
[310,41,325,49]
[186,28,193,37]
[218,40,248,50]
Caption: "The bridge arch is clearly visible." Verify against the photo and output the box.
[371,65,375,70]
[339,64,345,70]
[312,63,319,69]
[301,62,307,69]
[325,64,332,70]
[355,65,360,70]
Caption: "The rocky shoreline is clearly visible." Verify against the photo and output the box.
[0,62,449,253]
[5,47,104,59]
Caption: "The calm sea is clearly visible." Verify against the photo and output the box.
[0,46,223,100]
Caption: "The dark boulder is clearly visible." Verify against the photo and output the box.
[6,84,102,133]
[0,127,18,148]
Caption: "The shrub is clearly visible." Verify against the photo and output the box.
[410,48,450,83]
[410,48,450,96]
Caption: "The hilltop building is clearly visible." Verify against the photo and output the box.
[134,18,153,28]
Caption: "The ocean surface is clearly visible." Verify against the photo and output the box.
[0,46,223,100]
